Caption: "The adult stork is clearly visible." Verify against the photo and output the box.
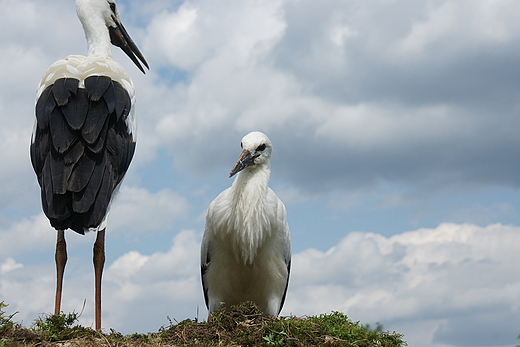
[30,0,148,330]
[201,131,291,317]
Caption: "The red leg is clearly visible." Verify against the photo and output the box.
[54,229,67,315]
[93,228,106,330]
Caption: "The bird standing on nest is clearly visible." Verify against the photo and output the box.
[201,131,291,317]
[30,0,148,330]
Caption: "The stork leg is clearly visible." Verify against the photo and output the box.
[93,228,106,330]
[54,229,67,315]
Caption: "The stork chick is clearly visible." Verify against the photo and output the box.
[201,131,291,317]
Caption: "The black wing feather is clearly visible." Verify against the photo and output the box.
[31,77,135,234]
[87,165,115,225]
[41,154,54,213]
[114,83,131,121]
[115,136,135,186]
[30,128,50,178]
[41,154,72,223]
[106,125,135,186]
[85,75,111,101]
[62,88,89,130]
[201,250,210,308]
[52,78,77,106]
[87,116,110,154]
[82,98,109,144]
[50,151,73,195]
[68,150,96,192]
[49,108,77,154]
[35,87,55,130]
[63,140,85,166]
[103,82,116,114]
[278,260,291,315]
[72,153,106,213]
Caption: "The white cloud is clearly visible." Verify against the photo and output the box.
[131,0,520,196]
[0,260,56,325]
[146,0,285,70]
[315,103,465,151]
[395,0,520,60]
[145,5,201,69]
[108,186,191,234]
[395,1,458,58]
[0,214,55,258]
[0,258,23,275]
[285,223,520,347]
[102,229,203,331]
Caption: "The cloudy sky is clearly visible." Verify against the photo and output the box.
[1,0,520,345]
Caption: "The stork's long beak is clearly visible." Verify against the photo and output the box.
[109,16,149,74]
[229,150,258,178]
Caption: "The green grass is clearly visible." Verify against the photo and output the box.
[0,302,17,338]
[0,302,20,347]
[33,311,94,341]
[0,301,407,346]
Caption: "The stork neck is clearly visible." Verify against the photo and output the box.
[228,165,271,265]
[231,166,270,203]
[77,10,113,57]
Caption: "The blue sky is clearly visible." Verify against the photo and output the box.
[1,0,520,346]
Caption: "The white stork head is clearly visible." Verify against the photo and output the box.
[76,0,148,73]
[229,131,273,178]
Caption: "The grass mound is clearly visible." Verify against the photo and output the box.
[0,301,406,346]
[160,301,406,346]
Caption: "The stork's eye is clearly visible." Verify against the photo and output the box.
[240,142,243,149]
[256,144,266,152]
[109,2,116,13]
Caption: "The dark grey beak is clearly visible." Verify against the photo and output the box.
[109,16,149,73]
[229,150,258,178]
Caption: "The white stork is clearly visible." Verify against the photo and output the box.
[30,0,148,330]
[201,131,291,317]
